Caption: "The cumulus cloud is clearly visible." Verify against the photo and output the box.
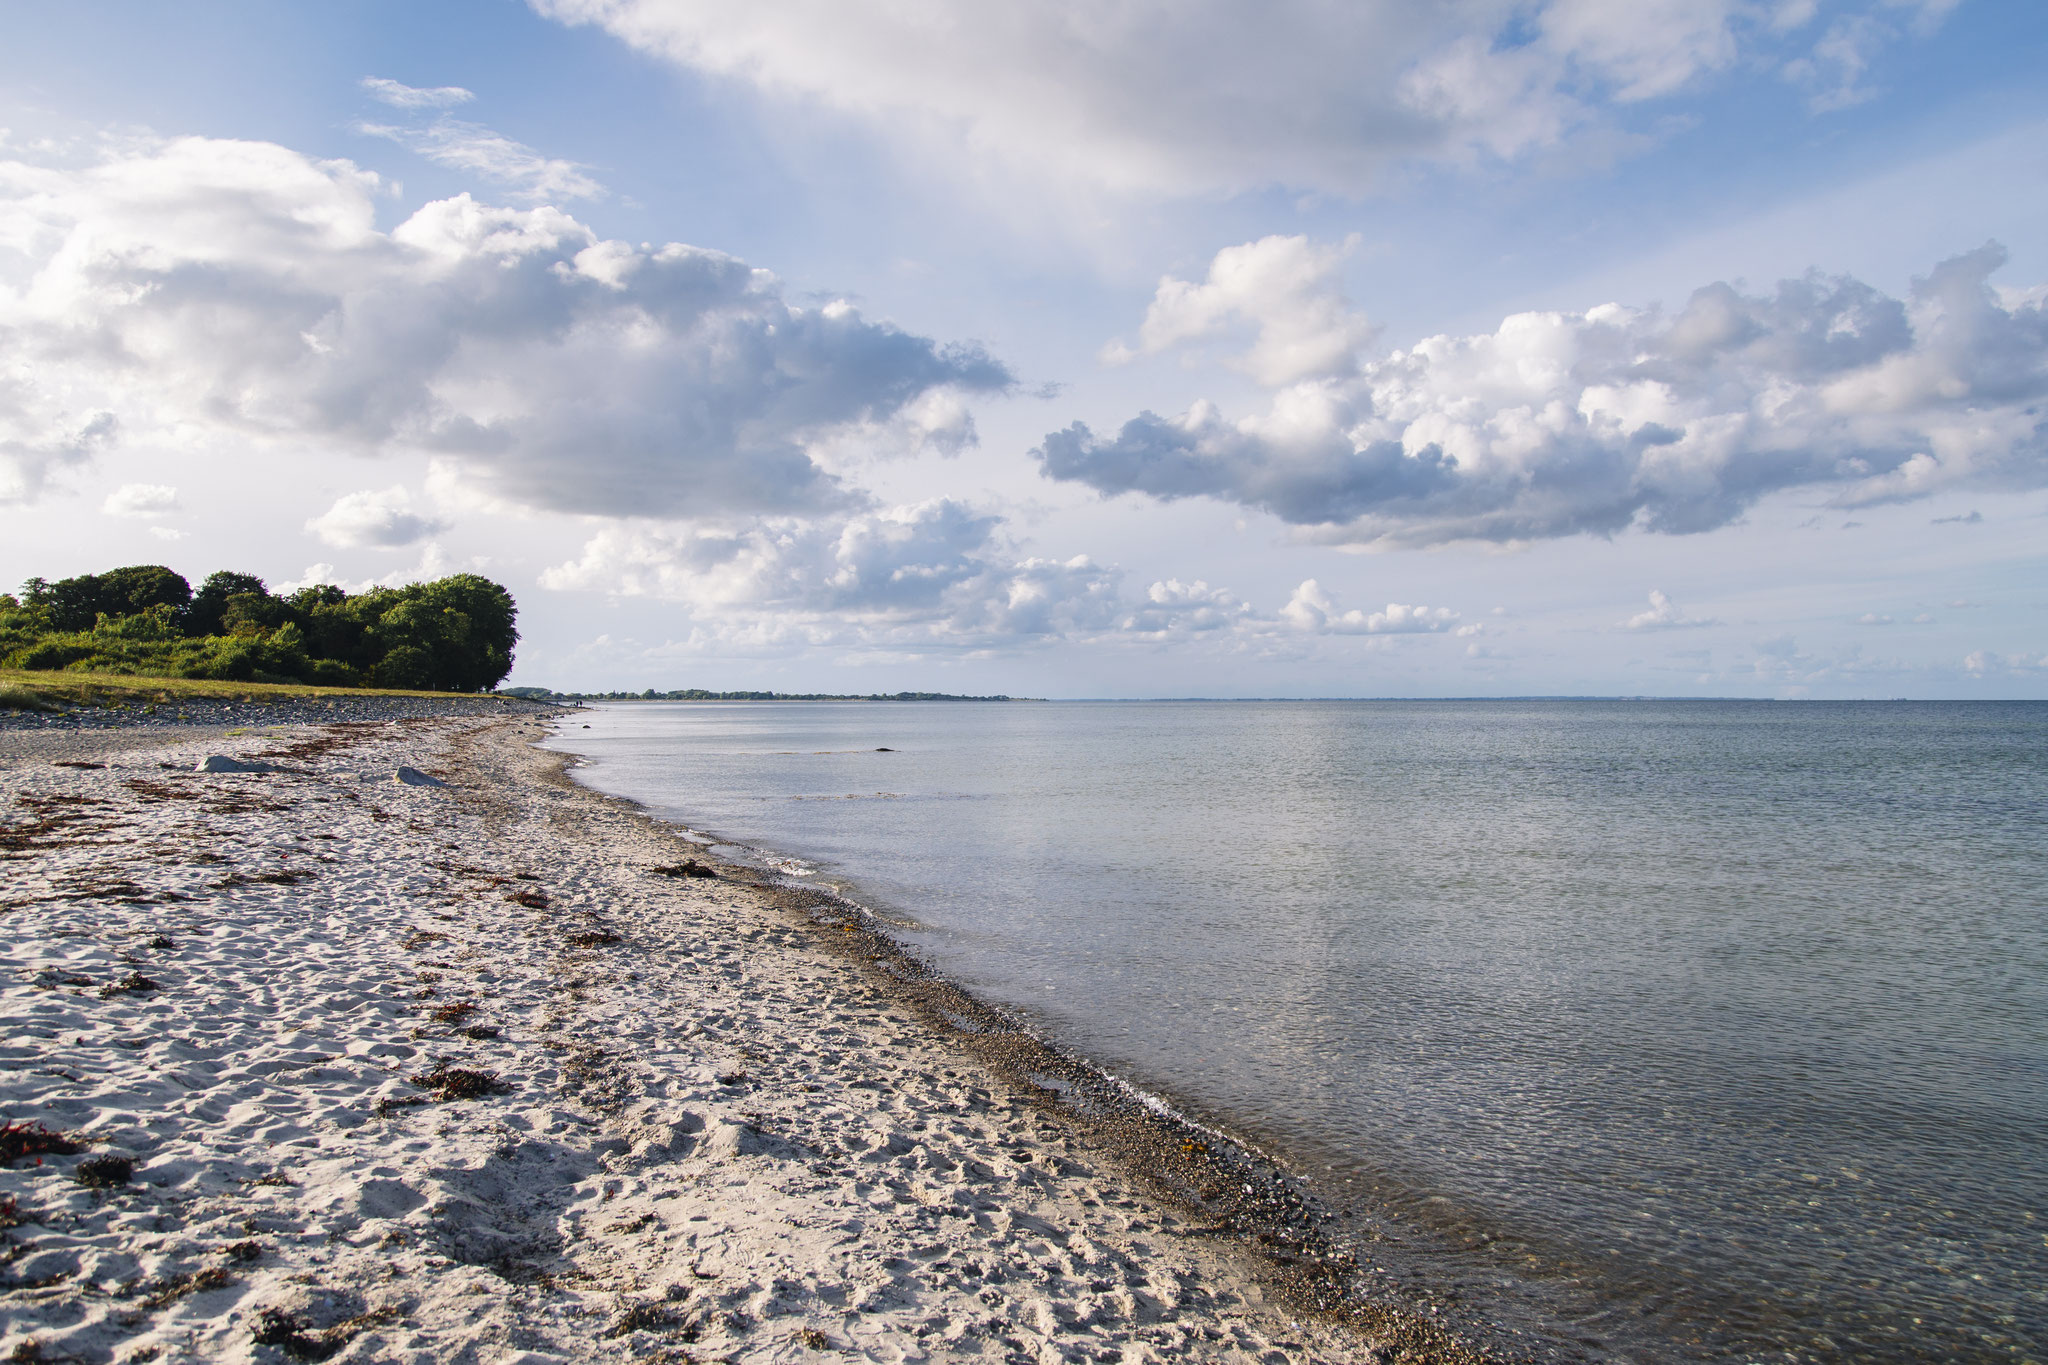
[541,500,1126,648]
[1623,589,1716,630]
[540,499,1472,654]
[357,119,605,201]
[534,0,1943,195]
[1040,240,2048,547]
[1280,580,1458,634]
[1121,579,1253,636]
[541,501,1303,650]
[536,501,1130,650]
[306,486,446,548]
[101,482,180,518]
[361,77,476,110]
[276,543,464,596]
[0,135,1009,517]
[1103,235,1374,386]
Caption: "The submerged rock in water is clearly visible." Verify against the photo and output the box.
[394,766,448,787]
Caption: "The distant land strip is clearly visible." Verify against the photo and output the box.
[505,687,1035,702]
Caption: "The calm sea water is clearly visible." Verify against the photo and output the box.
[548,700,2048,1363]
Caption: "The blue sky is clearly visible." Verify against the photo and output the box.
[2,0,2044,696]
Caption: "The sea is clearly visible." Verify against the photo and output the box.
[546,699,2048,1363]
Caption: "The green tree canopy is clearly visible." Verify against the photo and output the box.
[184,570,270,637]
[3,567,519,691]
[27,565,192,632]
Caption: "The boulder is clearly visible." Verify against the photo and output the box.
[195,755,277,773]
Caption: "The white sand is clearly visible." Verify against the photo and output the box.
[0,714,1391,1364]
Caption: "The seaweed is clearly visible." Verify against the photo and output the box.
[428,1001,477,1024]
[140,1265,234,1310]
[249,1306,397,1362]
[122,778,197,803]
[650,861,719,879]
[74,1154,133,1188]
[410,1062,512,1102]
[213,868,316,889]
[503,888,550,909]
[603,1301,693,1340]
[0,794,115,857]
[0,1121,80,1165]
[566,929,620,948]
[97,971,159,998]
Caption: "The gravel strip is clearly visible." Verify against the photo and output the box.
[0,692,569,733]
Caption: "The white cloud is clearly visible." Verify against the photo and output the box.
[356,119,605,201]
[1041,240,2048,547]
[148,526,187,542]
[100,482,180,518]
[534,1,1940,196]
[541,500,1126,649]
[1963,649,2048,677]
[0,135,1009,518]
[306,486,446,548]
[1103,234,1374,386]
[361,77,476,110]
[1624,589,1716,630]
[1122,579,1253,636]
[1855,611,1892,625]
[275,543,465,596]
[275,563,343,594]
[1280,579,1458,635]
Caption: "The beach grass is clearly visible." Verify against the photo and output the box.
[0,667,487,709]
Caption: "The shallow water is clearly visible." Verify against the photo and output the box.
[550,700,2048,1362]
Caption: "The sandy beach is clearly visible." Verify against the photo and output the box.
[0,709,1477,1364]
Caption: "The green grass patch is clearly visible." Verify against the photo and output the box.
[0,682,62,713]
[0,668,481,709]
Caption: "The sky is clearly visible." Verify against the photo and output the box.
[2,0,2044,698]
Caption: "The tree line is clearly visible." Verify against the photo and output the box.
[0,564,518,692]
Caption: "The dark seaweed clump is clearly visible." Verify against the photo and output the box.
[74,1155,133,1188]
[410,1063,512,1102]
[650,860,719,879]
[0,1122,79,1164]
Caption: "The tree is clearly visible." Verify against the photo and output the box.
[34,565,192,631]
[364,574,519,691]
[184,571,270,637]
